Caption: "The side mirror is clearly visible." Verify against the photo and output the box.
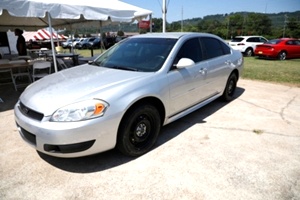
[176,58,195,69]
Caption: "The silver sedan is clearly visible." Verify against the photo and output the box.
[14,32,243,158]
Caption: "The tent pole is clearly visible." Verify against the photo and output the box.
[48,13,58,73]
[162,0,167,33]
[150,14,152,33]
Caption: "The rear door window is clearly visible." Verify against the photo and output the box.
[259,37,268,43]
[231,37,244,42]
[201,37,228,59]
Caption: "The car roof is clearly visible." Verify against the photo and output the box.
[234,36,264,38]
[279,38,298,40]
[131,32,219,39]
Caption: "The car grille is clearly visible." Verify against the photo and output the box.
[19,102,44,121]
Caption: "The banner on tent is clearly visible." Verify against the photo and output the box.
[138,20,150,29]
[23,29,67,41]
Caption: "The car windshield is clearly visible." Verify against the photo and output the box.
[265,39,281,44]
[93,37,177,72]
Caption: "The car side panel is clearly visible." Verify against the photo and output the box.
[286,42,300,58]
[167,61,209,116]
[205,55,233,94]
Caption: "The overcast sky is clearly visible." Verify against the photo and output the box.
[121,0,300,22]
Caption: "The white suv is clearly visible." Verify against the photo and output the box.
[229,36,268,56]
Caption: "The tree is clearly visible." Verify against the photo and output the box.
[117,30,124,36]
[168,21,181,32]
[287,17,300,38]
[244,13,272,35]
[151,18,163,32]
[228,14,245,36]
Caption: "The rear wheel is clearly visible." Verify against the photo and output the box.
[278,51,287,60]
[245,48,254,57]
[117,104,161,157]
[222,73,237,102]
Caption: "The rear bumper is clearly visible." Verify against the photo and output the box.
[254,50,278,58]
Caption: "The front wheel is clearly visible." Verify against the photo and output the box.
[222,73,237,102]
[117,104,161,157]
[278,51,287,60]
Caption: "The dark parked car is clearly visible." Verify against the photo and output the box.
[254,38,300,60]
[89,37,101,49]
[90,37,116,49]
[76,38,96,49]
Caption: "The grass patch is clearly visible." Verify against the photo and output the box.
[242,57,300,87]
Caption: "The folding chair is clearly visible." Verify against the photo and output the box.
[56,58,69,70]
[9,60,32,91]
[32,61,52,81]
[0,59,15,89]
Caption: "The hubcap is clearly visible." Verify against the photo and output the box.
[136,123,147,137]
[130,115,152,145]
[280,53,286,60]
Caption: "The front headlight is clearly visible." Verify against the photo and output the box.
[50,99,109,122]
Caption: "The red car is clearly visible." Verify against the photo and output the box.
[254,38,300,60]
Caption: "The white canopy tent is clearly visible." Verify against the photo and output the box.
[0,0,152,72]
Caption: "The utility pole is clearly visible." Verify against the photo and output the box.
[283,14,288,37]
[226,16,230,40]
[162,0,167,33]
[181,5,183,32]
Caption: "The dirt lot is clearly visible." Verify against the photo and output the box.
[0,79,300,200]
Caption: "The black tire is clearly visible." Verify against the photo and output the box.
[245,48,253,57]
[117,104,161,157]
[222,73,237,102]
[278,51,287,60]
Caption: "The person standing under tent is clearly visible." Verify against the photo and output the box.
[14,28,27,56]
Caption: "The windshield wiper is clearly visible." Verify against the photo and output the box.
[111,66,139,71]
[89,61,101,66]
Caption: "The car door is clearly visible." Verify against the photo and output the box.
[286,40,300,58]
[294,40,300,57]
[167,37,210,115]
[200,37,233,94]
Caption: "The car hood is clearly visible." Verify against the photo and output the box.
[20,64,151,116]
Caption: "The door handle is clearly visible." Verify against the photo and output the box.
[199,68,207,75]
[225,60,232,65]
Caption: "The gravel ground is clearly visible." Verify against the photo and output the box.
[0,79,300,200]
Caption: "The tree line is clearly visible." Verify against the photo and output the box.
[69,11,300,40]
[151,11,300,39]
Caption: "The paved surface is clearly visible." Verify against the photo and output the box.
[1,79,300,200]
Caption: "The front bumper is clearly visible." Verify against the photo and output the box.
[14,101,120,158]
